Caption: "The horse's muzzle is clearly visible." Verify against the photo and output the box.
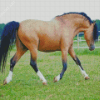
[89,45,95,51]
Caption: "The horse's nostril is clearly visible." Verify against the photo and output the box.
[89,45,95,51]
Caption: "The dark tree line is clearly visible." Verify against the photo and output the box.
[0,23,5,39]
[95,20,100,33]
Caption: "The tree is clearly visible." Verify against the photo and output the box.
[95,20,100,36]
[0,23,5,39]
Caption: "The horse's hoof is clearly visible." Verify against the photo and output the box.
[3,79,7,85]
[43,82,47,85]
[54,77,58,82]
[85,76,90,80]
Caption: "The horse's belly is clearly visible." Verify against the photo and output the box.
[38,47,61,52]
[38,41,61,52]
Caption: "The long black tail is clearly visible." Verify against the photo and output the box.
[0,21,19,72]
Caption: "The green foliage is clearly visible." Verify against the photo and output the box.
[94,20,100,36]
[0,23,5,39]
[95,20,100,32]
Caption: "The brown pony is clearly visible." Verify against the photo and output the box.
[0,12,98,85]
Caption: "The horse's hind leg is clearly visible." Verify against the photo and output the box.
[3,38,27,85]
[68,46,89,80]
[3,51,26,85]
[30,49,47,85]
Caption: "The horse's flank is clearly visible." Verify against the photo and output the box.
[18,14,88,52]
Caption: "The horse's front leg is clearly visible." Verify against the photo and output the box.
[54,48,68,82]
[68,46,89,80]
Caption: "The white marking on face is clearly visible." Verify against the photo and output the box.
[6,71,13,83]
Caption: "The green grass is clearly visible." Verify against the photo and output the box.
[0,46,100,100]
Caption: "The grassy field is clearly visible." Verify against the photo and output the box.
[0,44,100,100]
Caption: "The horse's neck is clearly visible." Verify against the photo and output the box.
[70,17,90,37]
[57,14,89,30]
[55,15,90,37]
[74,21,89,34]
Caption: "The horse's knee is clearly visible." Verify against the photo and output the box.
[30,59,38,72]
[73,56,84,70]
[60,62,67,80]
[10,57,16,71]
[30,59,36,66]
[73,56,81,66]
[76,58,81,65]
[63,62,67,71]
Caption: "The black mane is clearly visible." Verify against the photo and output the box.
[60,12,93,24]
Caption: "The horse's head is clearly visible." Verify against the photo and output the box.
[84,21,98,51]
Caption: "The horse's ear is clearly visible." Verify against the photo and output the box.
[90,21,96,28]
[92,21,96,26]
